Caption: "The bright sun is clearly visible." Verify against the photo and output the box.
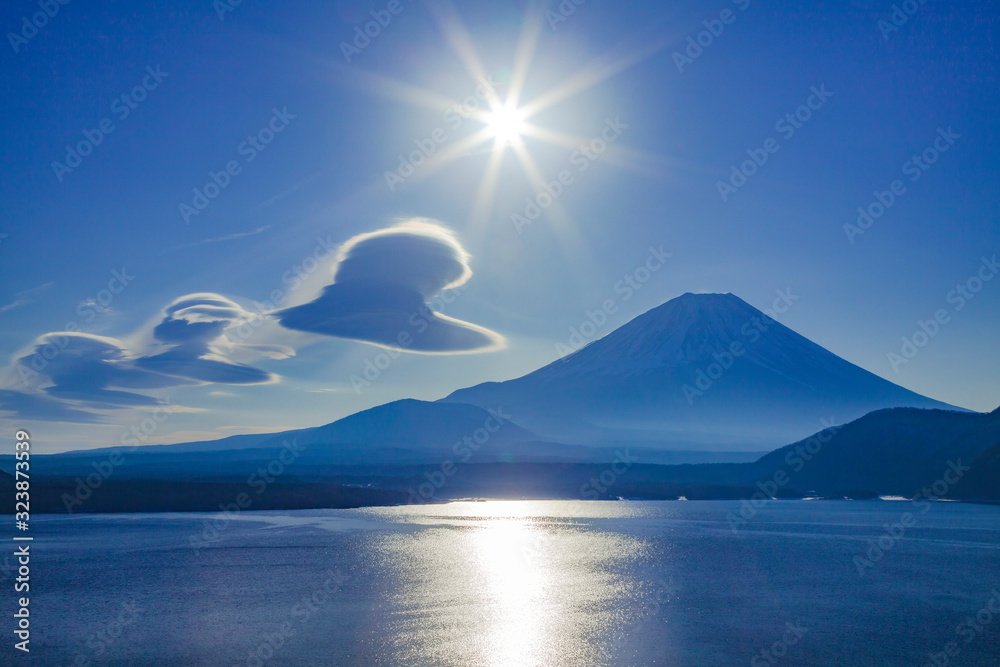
[485,104,527,148]
[351,5,659,231]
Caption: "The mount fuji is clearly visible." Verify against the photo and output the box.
[43,292,965,465]
[441,293,961,451]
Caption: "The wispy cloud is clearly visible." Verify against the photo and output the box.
[165,225,272,252]
[0,281,54,314]
[254,170,326,210]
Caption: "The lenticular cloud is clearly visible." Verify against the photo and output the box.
[137,293,276,384]
[2,294,276,423]
[275,220,504,353]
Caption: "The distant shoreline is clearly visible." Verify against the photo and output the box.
[6,482,999,516]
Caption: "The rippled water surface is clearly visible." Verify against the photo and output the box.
[26,500,1000,665]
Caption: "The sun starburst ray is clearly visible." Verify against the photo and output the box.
[504,8,547,110]
[465,148,508,243]
[519,39,668,119]
[428,2,497,105]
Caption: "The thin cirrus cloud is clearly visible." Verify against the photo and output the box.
[275,219,505,353]
[0,294,278,423]
[0,281,54,314]
[164,225,273,252]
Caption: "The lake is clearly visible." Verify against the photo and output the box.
[22,500,1000,666]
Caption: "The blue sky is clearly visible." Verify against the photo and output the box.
[1,0,997,452]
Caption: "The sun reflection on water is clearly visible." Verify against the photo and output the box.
[472,516,551,666]
[371,500,654,666]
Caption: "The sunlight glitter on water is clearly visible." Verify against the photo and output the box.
[369,500,652,666]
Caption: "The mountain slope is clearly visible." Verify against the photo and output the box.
[244,398,539,461]
[442,293,960,450]
[954,441,1000,500]
[43,399,584,467]
[58,429,313,456]
[749,407,999,496]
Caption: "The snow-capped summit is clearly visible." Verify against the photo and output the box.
[537,292,786,378]
[441,292,960,451]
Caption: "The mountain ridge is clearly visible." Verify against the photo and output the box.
[441,292,960,449]
[53,292,966,460]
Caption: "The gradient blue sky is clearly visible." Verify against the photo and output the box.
[1,0,997,452]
